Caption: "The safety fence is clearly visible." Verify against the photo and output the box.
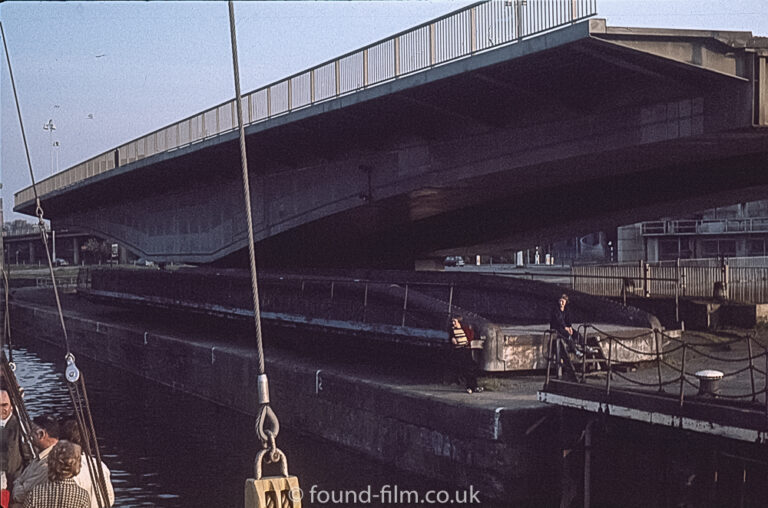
[79,268,490,334]
[15,0,598,207]
[572,259,768,304]
[545,324,768,415]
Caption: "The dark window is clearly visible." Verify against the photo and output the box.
[658,239,680,260]
[719,240,737,257]
[747,239,766,256]
[701,240,719,257]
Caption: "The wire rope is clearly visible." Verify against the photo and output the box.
[1,21,108,507]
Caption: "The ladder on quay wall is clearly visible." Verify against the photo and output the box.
[545,330,608,383]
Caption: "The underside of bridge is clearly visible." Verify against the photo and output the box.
[15,19,768,268]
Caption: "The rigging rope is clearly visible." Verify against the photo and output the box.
[227,0,285,473]
[1,22,110,507]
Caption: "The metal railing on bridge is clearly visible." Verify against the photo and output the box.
[15,0,597,207]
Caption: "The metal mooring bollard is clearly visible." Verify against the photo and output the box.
[695,369,724,397]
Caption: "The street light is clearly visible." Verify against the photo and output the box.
[53,140,60,172]
[43,118,56,175]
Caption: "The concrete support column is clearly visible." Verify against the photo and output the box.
[29,241,35,264]
[73,237,80,265]
[119,245,128,265]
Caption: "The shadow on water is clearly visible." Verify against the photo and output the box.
[10,338,467,508]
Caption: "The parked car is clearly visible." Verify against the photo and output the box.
[134,258,155,267]
[53,258,69,266]
[444,256,465,267]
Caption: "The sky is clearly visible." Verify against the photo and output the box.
[1,0,767,222]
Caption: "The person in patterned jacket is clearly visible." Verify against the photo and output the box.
[23,440,89,508]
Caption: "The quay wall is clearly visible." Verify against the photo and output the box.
[9,300,561,504]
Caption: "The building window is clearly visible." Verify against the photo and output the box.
[701,240,719,257]
[747,239,766,256]
[659,239,680,260]
[719,240,737,257]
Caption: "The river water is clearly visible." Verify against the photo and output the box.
[9,339,451,507]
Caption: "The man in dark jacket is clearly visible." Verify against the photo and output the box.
[549,294,583,356]
[1,389,32,502]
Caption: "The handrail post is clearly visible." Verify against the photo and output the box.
[605,336,612,395]
[675,258,681,323]
[644,262,651,297]
[679,344,687,407]
[362,48,369,87]
[655,329,664,392]
[545,332,554,388]
[335,60,341,95]
[470,7,477,53]
[401,283,409,327]
[287,78,292,111]
[579,324,588,384]
[362,282,368,323]
[310,69,315,103]
[394,36,400,76]
[747,336,756,402]
[429,23,436,66]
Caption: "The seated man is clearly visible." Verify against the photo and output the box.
[549,294,584,357]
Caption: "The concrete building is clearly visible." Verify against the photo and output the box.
[618,200,768,262]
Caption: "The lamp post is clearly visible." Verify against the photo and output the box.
[53,140,60,173]
[43,118,56,175]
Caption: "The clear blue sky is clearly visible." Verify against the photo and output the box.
[1,0,767,222]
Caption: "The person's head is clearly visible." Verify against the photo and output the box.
[558,294,569,310]
[47,440,82,481]
[60,419,83,447]
[451,316,462,328]
[31,415,60,451]
[0,389,12,420]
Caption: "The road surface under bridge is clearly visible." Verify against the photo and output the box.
[14,10,768,268]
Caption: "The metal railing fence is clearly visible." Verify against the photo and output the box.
[545,325,768,419]
[15,0,597,207]
[572,259,768,304]
[642,218,768,236]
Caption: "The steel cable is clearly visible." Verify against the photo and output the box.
[2,22,108,503]
[228,2,287,477]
